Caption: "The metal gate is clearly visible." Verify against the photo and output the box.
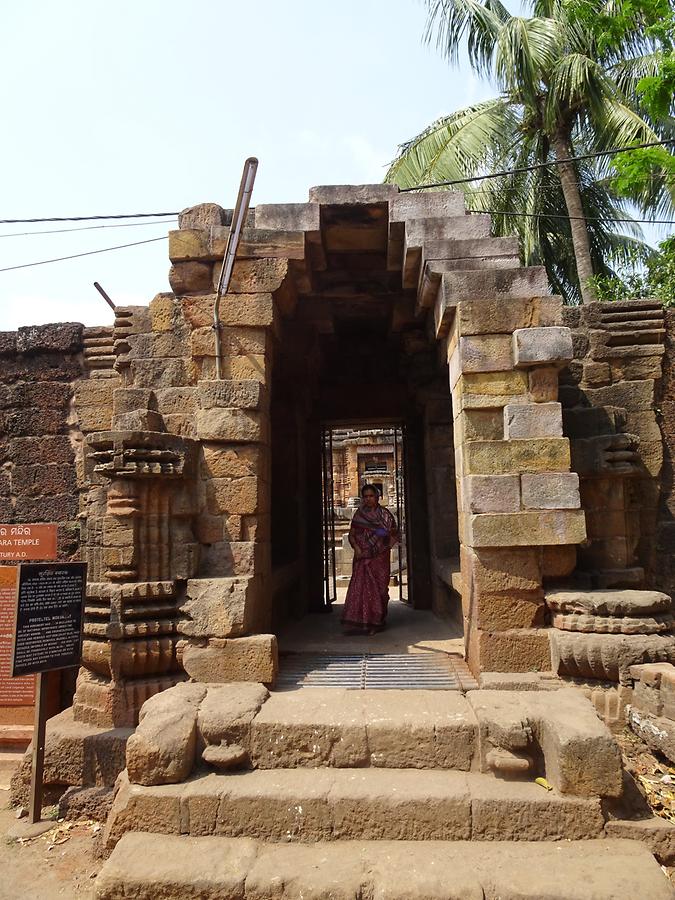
[321,426,337,607]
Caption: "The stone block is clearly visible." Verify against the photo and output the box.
[464,509,586,547]
[468,628,552,673]
[542,545,577,578]
[196,408,264,443]
[198,683,269,750]
[457,334,513,373]
[628,707,675,766]
[463,438,571,475]
[181,635,278,683]
[550,630,675,684]
[181,293,274,328]
[454,371,528,410]
[190,325,267,359]
[521,473,580,510]
[255,202,320,232]
[513,327,574,368]
[545,589,671,617]
[178,203,225,229]
[528,366,559,402]
[605,817,675,866]
[201,444,265,479]
[198,540,269,578]
[583,379,656,412]
[461,474,520,513]
[198,380,265,410]
[467,689,622,797]
[179,576,261,639]
[168,261,214,294]
[129,358,194,389]
[461,545,542,594]
[205,477,266,516]
[200,354,268,383]
[456,409,504,443]
[113,410,165,432]
[126,683,207,786]
[504,402,562,439]
[168,229,211,262]
[455,295,562,336]
[219,258,289,294]
[473,591,546,631]
[16,322,83,354]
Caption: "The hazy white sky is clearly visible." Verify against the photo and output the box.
[0,0,495,330]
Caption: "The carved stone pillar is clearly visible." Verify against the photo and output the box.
[73,431,198,727]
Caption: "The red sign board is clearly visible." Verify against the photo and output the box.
[0,567,34,705]
[0,524,58,562]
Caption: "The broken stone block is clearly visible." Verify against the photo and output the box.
[179,576,260,639]
[545,589,672,617]
[550,630,675,684]
[503,402,563,439]
[605,816,675,866]
[513,326,574,368]
[552,612,674,635]
[520,473,580,510]
[202,743,248,769]
[220,258,289,294]
[126,682,207,786]
[467,688,623,797]
[182,635,278,684]
[197,682,269,750]
[461,474,520,513]
[628,706,675,765]
[178,203,226,229]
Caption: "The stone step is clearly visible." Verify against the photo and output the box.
[104,767,608,851]
[250,688,476,770]
[95,833,675,900]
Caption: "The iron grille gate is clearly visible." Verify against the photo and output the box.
[321,426,337,607]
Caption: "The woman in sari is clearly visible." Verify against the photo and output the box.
[342,484,399,635]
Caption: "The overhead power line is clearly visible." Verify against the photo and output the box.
[0,235,167,273]
[398,138,675,192]
[470,209,675,224]
[0,211,179,225]
[0,219,177,239]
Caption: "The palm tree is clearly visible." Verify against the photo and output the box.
[386,0,674,304]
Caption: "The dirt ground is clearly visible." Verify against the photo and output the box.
[0,790,102,900]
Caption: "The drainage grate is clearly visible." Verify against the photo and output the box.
[276,653,477,691]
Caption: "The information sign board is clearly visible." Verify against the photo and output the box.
[0,524,58,562]
[0,567,35,704]
[11,563,87,678]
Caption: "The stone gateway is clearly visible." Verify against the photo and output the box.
[3,184,675,897]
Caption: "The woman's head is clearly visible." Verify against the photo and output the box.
[361,484,380,508]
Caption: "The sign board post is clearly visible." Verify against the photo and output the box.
[11,561,87,824]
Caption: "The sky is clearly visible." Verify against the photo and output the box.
[0,0,495,330]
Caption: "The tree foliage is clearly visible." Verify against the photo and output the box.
[591,235,675,304]
[385,0,675,304]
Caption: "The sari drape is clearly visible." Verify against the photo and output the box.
[342,503,399,629]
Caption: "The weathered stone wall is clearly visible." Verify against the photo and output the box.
[655,308,675,595]
[0,323,84,547]
[560,300,665,586]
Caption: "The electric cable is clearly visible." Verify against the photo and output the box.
[0,235,167,273]
[0,219,177,239]
[397,138,675,192]
[0,212,179,224]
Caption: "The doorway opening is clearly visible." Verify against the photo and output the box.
[321,423,409,610]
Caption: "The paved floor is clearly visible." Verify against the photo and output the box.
[278,592,464,657]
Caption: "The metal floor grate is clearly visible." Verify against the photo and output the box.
[276,653,478,691]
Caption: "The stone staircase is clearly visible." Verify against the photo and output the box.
[94,684,675,898]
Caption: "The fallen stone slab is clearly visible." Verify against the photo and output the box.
[94,834,675,900]
[126,682,207,786]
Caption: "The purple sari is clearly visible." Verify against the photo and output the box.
[342,504,399,629]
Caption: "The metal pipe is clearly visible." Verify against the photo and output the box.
[214,157,259,379]
[93,281,116,311]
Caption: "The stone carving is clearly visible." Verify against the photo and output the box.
[74,430,199,728]
[551,612,674,634]
[549,630,675,684]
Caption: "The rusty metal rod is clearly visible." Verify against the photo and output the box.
[93,281,116,311]
[213,157,258,379]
